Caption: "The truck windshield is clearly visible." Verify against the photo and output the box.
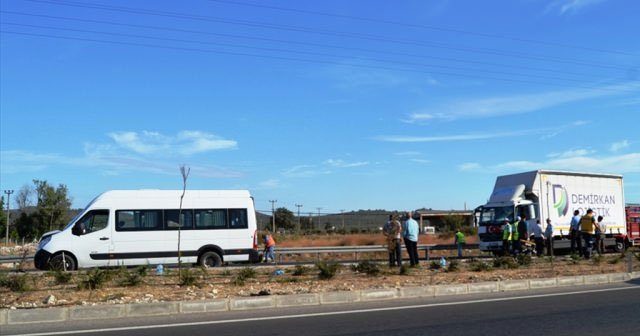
[479,206,514,225]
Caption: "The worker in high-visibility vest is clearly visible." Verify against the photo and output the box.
[511,216,522,255]
[502,219,512,255]
[454,228,466,258]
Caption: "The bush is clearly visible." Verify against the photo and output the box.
[49,269,73,285]
[78,268,110,290]
[447,260,460,272]
[0,274,30,292]
[118,266,146,287]
[428,260,441,270]
[469,259,492,272]
[352,260,381,276]
[316,262,341,280]
[292,265,312,276]
[591,255,604,265]
[516,254,532,267]
[179,268,198,287]
[232,267,257,286]
[493,256,519,269]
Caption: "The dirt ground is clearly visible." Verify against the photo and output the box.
[1,235,638,310]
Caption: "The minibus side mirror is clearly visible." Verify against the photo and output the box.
[72,223,84,236]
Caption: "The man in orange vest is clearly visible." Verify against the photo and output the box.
[263,233,276,263]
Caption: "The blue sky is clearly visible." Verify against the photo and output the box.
[1,0,639,215]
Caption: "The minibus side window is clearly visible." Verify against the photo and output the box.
[72,210,109,236]
[195,209,226,229]
[116,210,162,231]
[165,209,194,230]
[228,209,248,229]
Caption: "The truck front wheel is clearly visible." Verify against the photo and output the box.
[614,239,626,253]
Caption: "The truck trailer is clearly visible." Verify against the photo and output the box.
[475,170,628,254]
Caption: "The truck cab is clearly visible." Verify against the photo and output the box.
[475,184,538,253]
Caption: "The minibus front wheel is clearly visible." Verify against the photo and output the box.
[199,251,222,268]
[49,252,77,271]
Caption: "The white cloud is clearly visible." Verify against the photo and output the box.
[376,129,544,142]
[259,179,280,189]
[405,82,639,123]
[324,159,369,168]
[610,140,630,152]
[109,130,237,156]
[547,0,607,15]
[547,148,594,158]
[282,165,332,178]
[394,151,422,157]
[466,153,640,174]
[459,163,481,171]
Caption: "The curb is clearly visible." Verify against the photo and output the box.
[2,271,639,325]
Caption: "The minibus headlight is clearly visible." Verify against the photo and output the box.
[38,236,52,250]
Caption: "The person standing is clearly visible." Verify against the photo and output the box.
[579,209,596,259]
[531,219,544,257]
[511,216,523,255]
[570,210,583,257]
[454,228,466,258]
[544,218,554,256]
[502,219,512,255]
[262,233,276,263]
[595,215,606,255]
[403,212,420,267]
[383,214,402,267]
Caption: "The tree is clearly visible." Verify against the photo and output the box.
[14,212,37,241]
[274,207,295,232]
[32,180,72,235]
[442,215,466,232]
[16,184,34,211]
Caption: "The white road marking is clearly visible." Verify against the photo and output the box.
[9,285,640,336]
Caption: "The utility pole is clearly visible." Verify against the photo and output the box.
[269,200,277,232]
[316,207,322,231]
[4,190,14,245]
[340,209,345,232]
[295,204,303,233]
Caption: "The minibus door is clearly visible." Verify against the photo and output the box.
[72,210,112,266]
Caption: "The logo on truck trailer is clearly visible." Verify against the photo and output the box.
[552,184,569,217]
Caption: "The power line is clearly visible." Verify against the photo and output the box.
[0,22,609,85]
[2,30,636,93]
[0,11,606,79]
[208,0,636,57]
[22,0,632,70]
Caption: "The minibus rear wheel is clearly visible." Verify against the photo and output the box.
[49,252,77,271]
[199,251,222,268]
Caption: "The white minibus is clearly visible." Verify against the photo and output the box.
[34,190,260,270]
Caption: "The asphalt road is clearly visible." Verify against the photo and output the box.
[5,281,640,336]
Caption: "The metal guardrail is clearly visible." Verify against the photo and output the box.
[276,243,480,262]
[0,244,480,266]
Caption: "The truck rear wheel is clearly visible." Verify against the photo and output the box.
[199,251,222,268]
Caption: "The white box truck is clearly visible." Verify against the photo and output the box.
[475,170,627,254]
